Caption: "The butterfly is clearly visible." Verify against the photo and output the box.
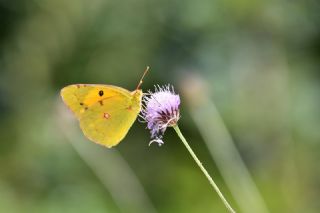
[60,67,149,148]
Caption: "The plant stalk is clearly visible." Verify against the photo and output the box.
[173,125,236,213]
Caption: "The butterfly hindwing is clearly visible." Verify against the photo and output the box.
[79,94,140,147]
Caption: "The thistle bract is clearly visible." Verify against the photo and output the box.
[141,85,180,145]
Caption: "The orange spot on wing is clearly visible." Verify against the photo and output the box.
[103,112,110,119]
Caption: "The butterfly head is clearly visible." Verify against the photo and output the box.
[131,89,143,106]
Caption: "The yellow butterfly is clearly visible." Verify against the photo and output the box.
[60,67,149,148]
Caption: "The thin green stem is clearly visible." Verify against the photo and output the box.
[173,125,236,213]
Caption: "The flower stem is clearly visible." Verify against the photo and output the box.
[173,125,236,213]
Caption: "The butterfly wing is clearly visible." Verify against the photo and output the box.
[61,84,142,147]
[61,84,131,117]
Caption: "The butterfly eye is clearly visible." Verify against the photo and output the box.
[99,90,104,96]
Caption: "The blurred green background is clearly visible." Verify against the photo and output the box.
[0,0,320,212]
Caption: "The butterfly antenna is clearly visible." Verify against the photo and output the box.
[136,66,150,91]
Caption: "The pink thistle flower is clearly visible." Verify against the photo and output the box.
[140,85,180,146]
[140,86,236,212]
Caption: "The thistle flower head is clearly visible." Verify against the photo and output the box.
[140,85,180,146]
